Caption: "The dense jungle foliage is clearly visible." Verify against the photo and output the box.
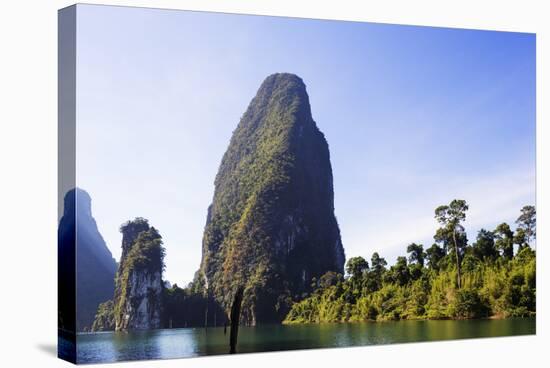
[91,300,115,332]
[284,202,536,323]
[162,284,226,328]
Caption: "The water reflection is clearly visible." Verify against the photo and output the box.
[75,319,535,364]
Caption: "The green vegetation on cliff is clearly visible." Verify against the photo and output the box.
[196,73,344,324]
[91,300,115,332]
[284,203,536,323]
[113,218,166,331]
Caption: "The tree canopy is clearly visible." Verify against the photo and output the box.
[284,203,536,324]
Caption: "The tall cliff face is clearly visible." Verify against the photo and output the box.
[197,73,345,325]
[114,218,165,331]
[58,188,117,331]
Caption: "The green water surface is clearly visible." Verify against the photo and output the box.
[75,318,535,364]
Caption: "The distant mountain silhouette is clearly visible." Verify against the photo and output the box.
[58,188,117,331]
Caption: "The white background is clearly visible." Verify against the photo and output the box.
[0,0,548,367]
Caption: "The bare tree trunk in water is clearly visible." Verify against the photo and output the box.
[229,286,244,354]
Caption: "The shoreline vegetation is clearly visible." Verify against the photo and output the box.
[90,199,536,333]
[283,201,536,324]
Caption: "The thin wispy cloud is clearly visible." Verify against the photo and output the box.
[342,163,535,263]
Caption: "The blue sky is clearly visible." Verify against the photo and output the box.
[75,4,535,286]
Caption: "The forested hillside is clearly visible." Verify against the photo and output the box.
[284,203,536,323]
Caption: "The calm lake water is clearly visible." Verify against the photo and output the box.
[75,319,535,364]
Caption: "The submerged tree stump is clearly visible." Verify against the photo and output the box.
[229,286,244,354]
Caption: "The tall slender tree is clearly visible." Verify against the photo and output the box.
[434,199,469,288]
[369,252,387,291]
[494,223,514,260]
[516,205,536,246]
